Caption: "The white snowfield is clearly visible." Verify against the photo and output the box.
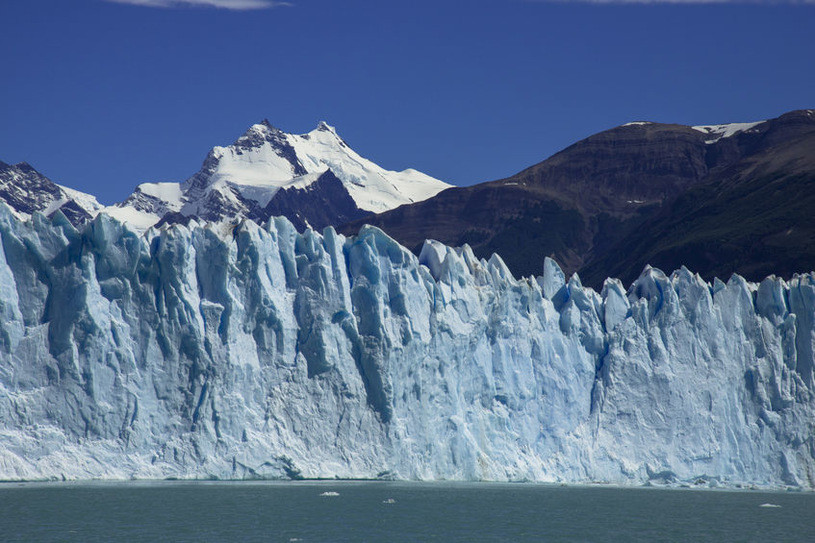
[108,122,451,229]
[55,185,104,217]
[691,121,765,143]
[0,206,813,488]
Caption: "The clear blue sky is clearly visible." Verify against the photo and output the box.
[1,0,813,204]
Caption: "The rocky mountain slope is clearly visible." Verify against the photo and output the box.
[580,112,815,286]
[0,161,101,226]
[341,110,815,287]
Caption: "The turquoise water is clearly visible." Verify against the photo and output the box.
[0,481,812,542]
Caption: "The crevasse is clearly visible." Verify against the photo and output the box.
[0,206,813,487]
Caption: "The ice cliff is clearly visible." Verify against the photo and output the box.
[0,206,813,487]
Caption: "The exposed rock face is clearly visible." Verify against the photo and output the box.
[0,208,814,488]
[580,110,815,287]
[341,110,815,287]
[259,170,370,231]
[0,161,100,226]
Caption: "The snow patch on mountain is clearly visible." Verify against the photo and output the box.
[692,121,765,143]
[282,122,450,213]
[58,185,103,216]
[105,181,184,230]
[137,182,184,203]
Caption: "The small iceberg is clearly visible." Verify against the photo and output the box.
[383,498,396,504]
[759,503,782,508]
[319,491,340,497]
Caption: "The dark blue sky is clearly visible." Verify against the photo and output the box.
[1,0,813,204]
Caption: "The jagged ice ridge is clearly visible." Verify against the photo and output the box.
[0,206,813,487]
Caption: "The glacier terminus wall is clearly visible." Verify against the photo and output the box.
[0,206,814,487]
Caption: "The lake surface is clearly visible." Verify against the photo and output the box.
[0,481,812,542]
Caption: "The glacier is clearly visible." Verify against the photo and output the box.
[0,205,813,488]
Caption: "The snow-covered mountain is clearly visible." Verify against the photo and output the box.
[0,161,101,226]
[107,121,451,230]
[0,207,813,487]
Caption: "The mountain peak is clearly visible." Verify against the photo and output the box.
[106,118,450,230]
[258,119,282,132]
[245,120,282,138]
[233,121,289,153]
[315,121,337,133]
